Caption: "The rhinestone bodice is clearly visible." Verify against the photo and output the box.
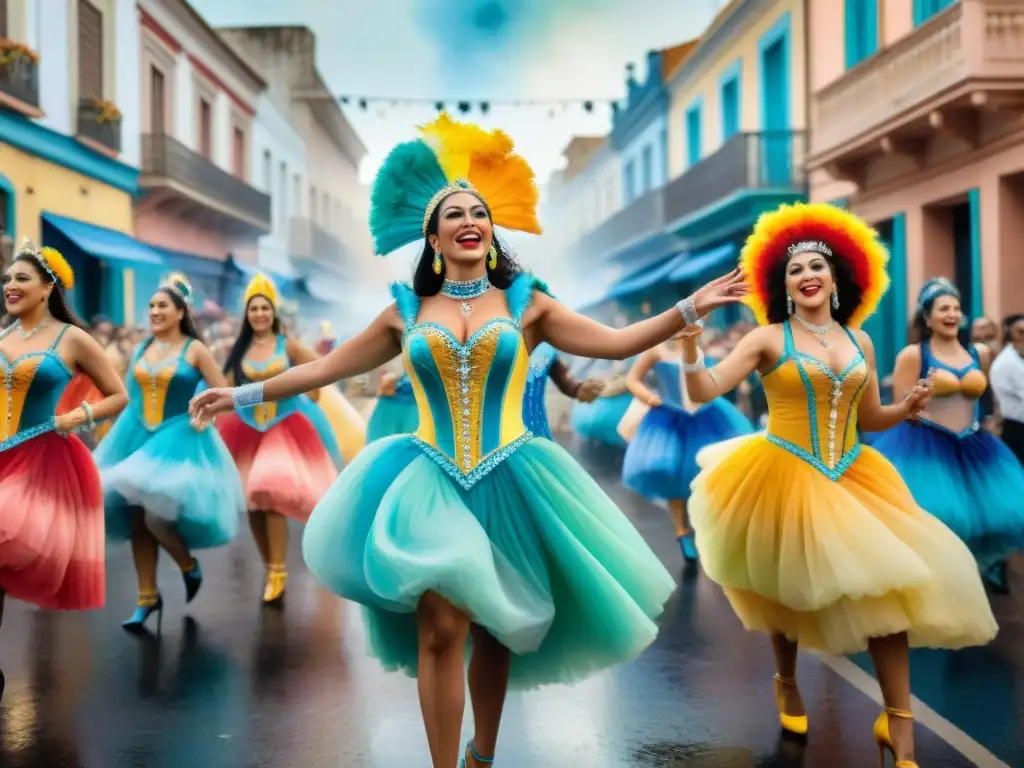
[130,339,202,431]
[237,335,302,431]
[0,324,73,451]
[763,321,868,480]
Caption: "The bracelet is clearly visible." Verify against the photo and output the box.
[681,349,706,373]
[232,382,265,410]
[675,295,705,328]
[80,401,95,430]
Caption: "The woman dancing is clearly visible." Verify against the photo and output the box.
[873,278,1024,594]
[217,273,342,604]
[679,203,997,767]
[94,274,243,631]
[570,360,633,448]
[0,241,128,654]
[522,341,604,439]
[190,114,747,768]
[366,367,419,442]
[622,335,752,562]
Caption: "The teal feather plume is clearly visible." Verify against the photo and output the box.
[370,140,448,255]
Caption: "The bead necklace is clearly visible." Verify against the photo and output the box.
[441,275,489,317]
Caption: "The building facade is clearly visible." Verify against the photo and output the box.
[133,0,272,313]
[0,0,145,323]
[807,0,1024,374]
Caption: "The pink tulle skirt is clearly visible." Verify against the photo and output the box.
[0,432,105,609]
[217,412,337,521]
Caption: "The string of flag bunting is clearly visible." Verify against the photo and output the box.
[337,95,619,117]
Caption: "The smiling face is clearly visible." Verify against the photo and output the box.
[3,257,52,317]
[246,295,275,334]
[429,191,493,268]
[785,250,835,314]
[148,289,184,335]
[926,294,962,340]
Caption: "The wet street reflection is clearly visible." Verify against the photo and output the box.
[0,438,1017,767]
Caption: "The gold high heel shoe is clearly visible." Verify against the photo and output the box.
[872,706,918,767]
[263,564,287,604]
[773,673,808,736]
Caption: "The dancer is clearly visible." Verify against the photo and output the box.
[679,203,997,767]
[217,273,342,604]
[570,360,633,448]
[190,114,747,768]
[94,274,243,631]
[873,278,1024,594]
[365,367,419,442]
[622,335,753,562]
[522,341,604,439]
[0,241,128,647]
[56,321,127,445]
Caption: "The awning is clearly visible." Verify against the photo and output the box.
[155,246,230,279]
[669,243,736,283]
[42,212,164,266]
[604,250,689,301]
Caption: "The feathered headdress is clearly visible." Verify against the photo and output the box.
[16,238,75,290]
[160,272,193,304]
[369,113,542,255]
[244,272,279,309]
[740,202,890,329]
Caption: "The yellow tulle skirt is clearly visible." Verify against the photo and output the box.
[689,434,998,655]
[317,386,366,463]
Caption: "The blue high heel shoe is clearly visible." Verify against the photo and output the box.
[122,591,163,632]
[678,531,699,562]
[183,558,203,603]
[458,739,494,767]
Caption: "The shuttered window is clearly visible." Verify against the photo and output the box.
[232,128,245,177]
[78,0,103,100]
[199,99,212,157]
[0,0,9,39]
[150,67,165,134]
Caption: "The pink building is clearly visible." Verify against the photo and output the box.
[808,0,1024,371]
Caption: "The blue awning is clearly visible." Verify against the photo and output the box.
[605,250,689,301]
[155,246,230,280]
[42,212,164,266]
[669,243,736,283]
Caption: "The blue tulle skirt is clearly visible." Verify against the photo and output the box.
[622,399,753,501]
[872,420,1024,565]
[570,392,631,447]
[366,394,419,443]
[95,413,243,548]
[301,434,676,689]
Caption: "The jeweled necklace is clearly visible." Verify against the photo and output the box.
[441,275,489,317]
[793,313,835,348]
[14,317,50,340]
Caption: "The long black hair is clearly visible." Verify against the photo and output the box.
[1,252,87,330]
[413,193,523,296]
[222,295,282,384]
[911,282,970,347]
[765,247,863,326]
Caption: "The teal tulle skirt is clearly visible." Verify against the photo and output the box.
[96,413,243,548]
[302,434,675,689]
[366,394,419,443]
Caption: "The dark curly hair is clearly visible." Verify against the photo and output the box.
[413,192,522,296]
[765,247,864,326]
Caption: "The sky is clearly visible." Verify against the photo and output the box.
[189,0,725,321]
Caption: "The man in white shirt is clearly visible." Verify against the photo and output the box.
[991,314,1024,465]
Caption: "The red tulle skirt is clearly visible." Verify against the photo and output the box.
[217,412,337,521]
[0,433,105,609]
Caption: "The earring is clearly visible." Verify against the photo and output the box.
[432,250,443,275]
[786,294,794,315]
[487,244,498,270]
[831,289,839,310]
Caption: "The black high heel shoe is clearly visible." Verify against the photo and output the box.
[122,591,163,632]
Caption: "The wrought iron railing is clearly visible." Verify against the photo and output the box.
[77,99,121,153]
[0,56,39,108]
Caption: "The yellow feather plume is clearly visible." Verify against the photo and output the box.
[244,272,279,309]
[38,246,75,290]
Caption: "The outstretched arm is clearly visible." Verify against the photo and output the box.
[855,331,931,432]
[531,269,749,360]
[682,326,770,404]
[548,359,580,397]
[625,349,661,406]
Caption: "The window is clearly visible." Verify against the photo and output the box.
[623,160,636,204]
[150,67,165,134]
[721,77,740,140]
[262,150,271,190]
[232,127,245,177]
[199,99,212,158]
[0,0,8,39]
[845,0,879,69]
[78,0,103,100]
[640,145,653,195]
[913,0,957,25]
[686,102,702,167]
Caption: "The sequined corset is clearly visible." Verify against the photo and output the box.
[522,342,557,438]
[0,325,73,452]
[762,321,869,480]
[130,339,202,431]
[238,335,301,431]
[917,341,986,437]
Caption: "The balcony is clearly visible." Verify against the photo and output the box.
[76,98,121,156]
[570,187,667,262]
[809,0,1024,185]
[139,134,271,236]
[0,52,41,116]
[664,131,808,243]
[289,216,347,263]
